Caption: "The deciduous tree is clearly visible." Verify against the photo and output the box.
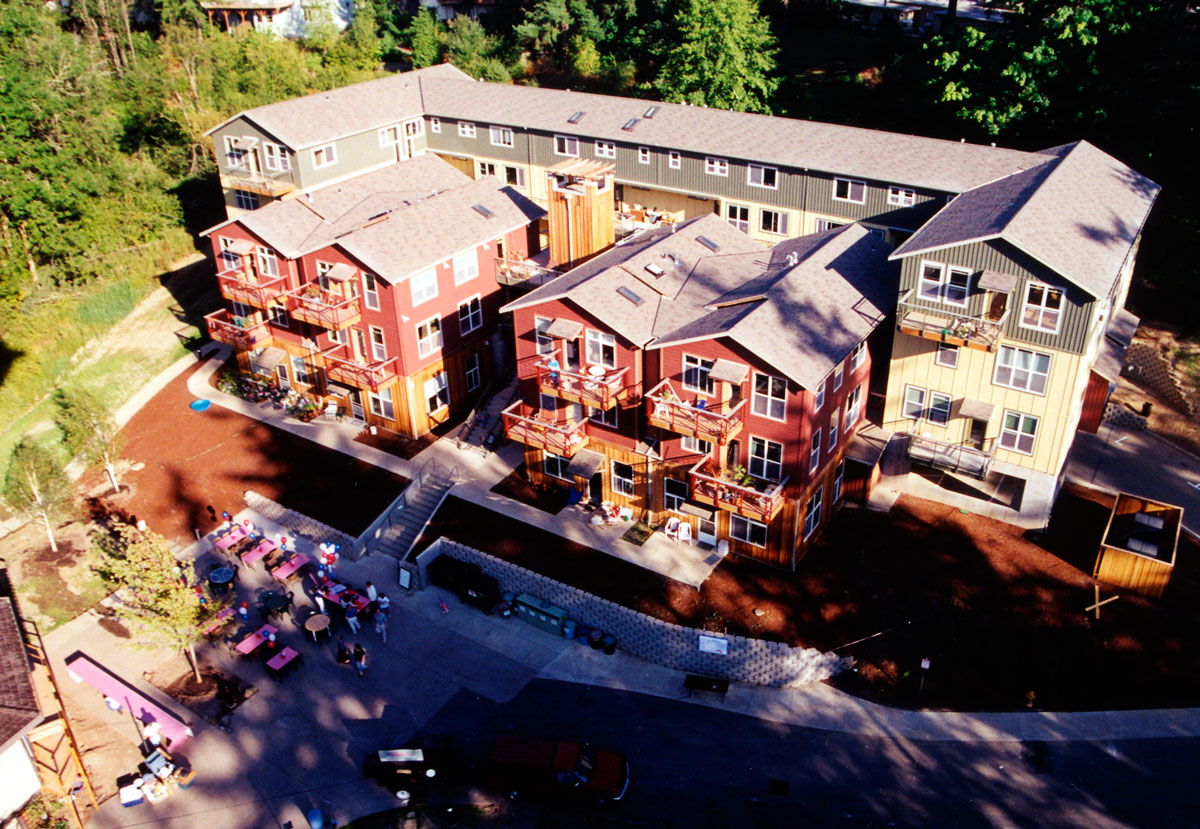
[55,387,124,494]
[3,439,73,553]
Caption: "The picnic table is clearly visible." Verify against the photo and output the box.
[213,526,247,552]
[240,538,278,568]
[65,654,193,748]
[200,607,235,636]
[271,554,310,583]
[235,624,279,656]
[318,582,370,611]
[265,647,303,679]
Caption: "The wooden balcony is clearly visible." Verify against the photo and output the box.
[286,285,361,330]
[688,457,787,523]
[205,309,272,351]
[495,258,561,288]
[645,380,745,444]
[535,361,631,411]
[502,401,589,458]
[897,289,1008,352]
[907,434,993,480]
[321,346,398,393]
[216,265,289,310]
[224,172,295,198]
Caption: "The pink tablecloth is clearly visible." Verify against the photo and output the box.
[235,624,279,655]
[266,647,301,672]
[200,606,235,635]
[271,554,309,582]
[213,526,248,551]
[241,539,277,567]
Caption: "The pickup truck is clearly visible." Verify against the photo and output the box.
[484,735,630,802]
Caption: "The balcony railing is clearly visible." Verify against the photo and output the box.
[645,380,745,444]
[286,285,362,330]
[321,346,398,392]
[216,266,289,310]
[205,309,272,350]
[224,172,296,198]
[501,401,590,458]
[897,289,1008,352]
[906,434,993,479]
[535,361,631,411]
[495,258,561,288]
[688,458,788,523]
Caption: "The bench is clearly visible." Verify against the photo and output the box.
[684,673,729,702]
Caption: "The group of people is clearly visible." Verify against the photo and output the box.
[333,580,391,678]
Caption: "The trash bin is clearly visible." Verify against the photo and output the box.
[513,593,566,636]
[602,635,616,655]
[562,619,577,640]
[589,629,604,650]
[576,624,591,645]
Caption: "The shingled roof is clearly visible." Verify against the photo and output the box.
[0,598,40,753]
[891,141,1160,298]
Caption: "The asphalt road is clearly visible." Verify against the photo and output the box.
[419,679,1200,829]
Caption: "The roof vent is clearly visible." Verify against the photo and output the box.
[697,235,720,253]
[472,204,495,219]
[622,118,640,132]
[644,105,659,119]
[362,210,391,228]
[644,263,665,277]
[786,251,798,266]
[617,286,644,306]
[667,253,682,267]
[568,111,585,124]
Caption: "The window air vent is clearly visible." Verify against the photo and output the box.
[472,204,495,219]
[568,111,585,124]
[697,235,720,252]
[617,286,644,306]
[622,118,640,132]
[644,263,665,277]
[644,106,659,119]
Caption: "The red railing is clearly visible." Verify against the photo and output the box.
[535,361,631,411]
[688,457,787,523]
[286,285,361,330]
[320,345,398,392]
[216,265,289,310]
[205,309,272,350]
[645,380,745,444]
[501,400,589,458]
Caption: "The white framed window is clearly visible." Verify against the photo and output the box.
[409,269,438,305]
[1020,283,1064,333]
[668,151,681,169]
[748,164,778,189]
[291,355,315,385]
[944,268,971,307]
[611,461,635,496]
[544,451,571,480]
[404,119,423,138]
[850,342,867,372]
[368,386,394,420]
[586,329,616,368]
[833,178,866,203]
[504,165,526,188]
[902,385,943,424]
[833,460,844,503]
[1000,410,1039,455]
[554,134,579,157]
[477,161,497,178]
[417,315,443,357]
[312,143,337,169]
[453,251,479,285]
[231,300,252,320]
[845,385,863,429]
[664,478,689,512]
[535,316,555,356]
[928,392,952,426]
[268,304,289,328]
[888,186,915,207]
[705,157,728,176]
[814,379,826,411]
[994,345,1051,395]
[682,355,714,395]
[638,146,650,165]
[749,437,783,481]
[234,190,258,211]
[224,136,248,170]
[936,343,959,369]
[681,435,712,455]
[316,260,335,292]
[588,404,617,428]
[539,392,558,413]
[263,142,290,172]
[362,273,379,311]
[424,371,450,412]
[816,219,846,232]
[803,488,823,539]
[809,431,821,473]
[918,262,944,303]
[918,261,970,307]
[726,203,750,233]
[828,410,840,450]
[458,296,482,335]
[731,514,767,548]
[833,364,844,391]
[370,325,386,361]
[753,372,787,421]
[328,327,346,346]
[490,126,513,147]
[379,125,400,146]
[458,121,476,138]
[465,353,481,392]
[429,117,441,133]
[256,246,279,277]
[760,209,789,235]
[903,385,926,420]
[595,140,616,159]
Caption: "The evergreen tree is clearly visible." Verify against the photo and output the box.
[3,439,73,554]
[443,16,510,82]
[654,0,780,113]
[407,8,443,68]
[55,387,125,495]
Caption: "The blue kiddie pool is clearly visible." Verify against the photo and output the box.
[190,399,212,412]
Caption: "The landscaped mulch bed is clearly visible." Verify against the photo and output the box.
[488,464,568,514]
[419,485,1200,711]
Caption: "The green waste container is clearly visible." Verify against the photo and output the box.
[513,593,566,636]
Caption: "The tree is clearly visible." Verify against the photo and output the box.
[95,523,218,682]
[406,9,443,68]
[3,439,73,553]
[654,0,780,113]
[443,16,510,82]
[55,386,124,494]
[515,0,572,66]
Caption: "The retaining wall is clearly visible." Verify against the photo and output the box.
[1124,341,1195,417]
[243,490,356,554]
[1102,402,1149,431]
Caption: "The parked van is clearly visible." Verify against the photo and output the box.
[484,735,630,801]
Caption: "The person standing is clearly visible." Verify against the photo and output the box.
[374,610,387,643]
[352,643,367,678]
[335,637,351,667]
[377,594,390,616]
[366,581,378,602]
[345,602,361,634]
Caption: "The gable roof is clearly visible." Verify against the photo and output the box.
[0,598,40,753]
[891,141,1160,298]
[204,63,470,149]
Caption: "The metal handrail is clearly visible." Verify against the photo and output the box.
[494,257,561,288]
[645,379,746,442]
[897,289,1009,344]
[535,360,630,410]
[688,457,788,521]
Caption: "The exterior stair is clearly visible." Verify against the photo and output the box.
[370,461,458,560]
[456,375,518,452]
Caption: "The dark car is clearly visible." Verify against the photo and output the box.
[484,735,630,802]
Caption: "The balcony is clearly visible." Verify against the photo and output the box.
[897,289,1008,352]
[321,346,398,393]
[688,458,788,523]
[224,171,295,198]
[495,258,561,288]
[907,434,993,479]
[216,265,289,310]
[501,401,590,458]
[645,380,745,444]
[535,361,631,411]
[286,284,361,330]
[205,309,272,350]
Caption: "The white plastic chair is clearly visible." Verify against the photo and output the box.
[664,517,680,542]
[678,522,693,546]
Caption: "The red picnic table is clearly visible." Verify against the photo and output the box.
[235,624,279,656]
[201,606,235,636]
[240,538,278,568]
[318,582,370,611]
[65,654,193,748]
[271,554,310,583]
[213,526,248,552]
[265,647,303,679]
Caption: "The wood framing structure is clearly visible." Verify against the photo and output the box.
[1094,492,1183,599]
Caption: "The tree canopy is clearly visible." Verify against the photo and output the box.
[3,439,72,552]
[55,387,124,494]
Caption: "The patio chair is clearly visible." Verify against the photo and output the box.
[678,522,693,546]
[324,403,338,421]
[664,517,680,543]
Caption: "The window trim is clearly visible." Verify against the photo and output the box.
[1000,410,1039,456]
[503,165,526,188]
[935,343,959,369]
[887,186,915,207]
[833,364,844,391]
[585,329,616,369]
[638,146,650,165]
[368,385,394,420]
[833,460,845,503]
[595,140,616,159]
[544,451,571,481]
[1019,282,1064,335]
[554,134,579,158]
[760,208,789,236]
[850,342,866,372]
[409,268,438,306]
[234,190,258,211]
[803,488,823,539]
[725,203,750,234]
[664,477,689,512]
[814,379,826,411]
[993,345,1051,396]
[681,354,715,395]
[465,352,481,392]
[457,121,476,138]
[378,125,400,147]
[362,273,380,311]
[731,514,768,548]
[747,164,778,190]
[705,157,728,177]
[311,143,337,169]
[752,371,787,422]
[845,385,862,430]
[453,251,479,285]
[457,295,483,336]
[535,316,555,356]
[588,404,618,428]
[489,125,513,147]
[828,410,840,451]
[263,142,290,172]
[224,136,248,171]
[809,431,821,473]
[416,315,443,357]
[424,370,450,413]
[429,117,441,134]
[611,460,635,497]
[668,151,681,169]
[832,177,866,204]
[369,325,387,361]
[268,304,289,329]
[749,436,784,481]
[681,435,712,455]
[927,391,952,426]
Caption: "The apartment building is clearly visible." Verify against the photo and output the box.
[200,153,544,437]
[500,214,895,568]
[204,65,1157,527]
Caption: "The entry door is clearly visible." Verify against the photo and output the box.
[698,518,717,546]
[275,365,290,389]
[969,418,987,450]
[350,391,365,421]
[565,339,581,371]
[589,472,604,503]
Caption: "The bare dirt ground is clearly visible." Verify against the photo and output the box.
[1116,321,1200,456]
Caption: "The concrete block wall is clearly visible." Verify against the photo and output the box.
[431,539,852,688]
[1124,341,1195,417]
[243,490,356,556]
[1102,402,1149,431]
